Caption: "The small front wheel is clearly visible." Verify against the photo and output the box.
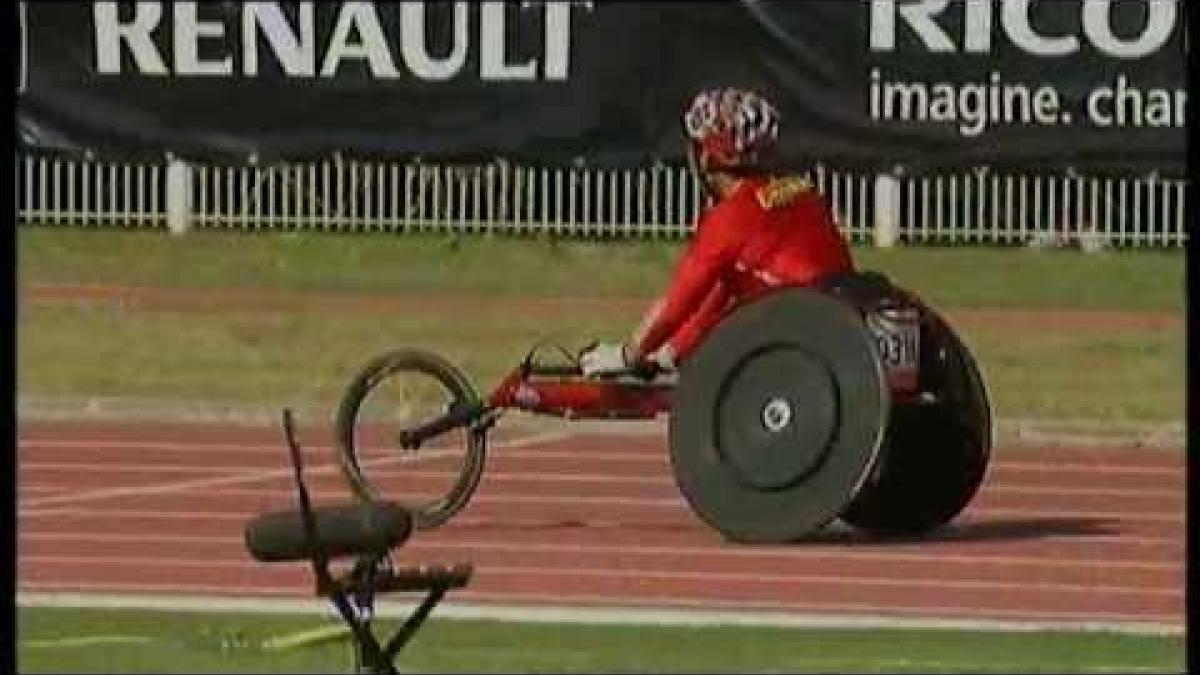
[335,349,487,530]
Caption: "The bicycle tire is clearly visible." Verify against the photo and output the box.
[335,349,487,530]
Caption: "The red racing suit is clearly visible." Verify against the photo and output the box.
[633,175,854,364]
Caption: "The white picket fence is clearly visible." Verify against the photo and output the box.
[15,152,1189,247]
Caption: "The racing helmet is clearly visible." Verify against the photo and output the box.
[683,87,781,174]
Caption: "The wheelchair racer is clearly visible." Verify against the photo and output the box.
[581,87,857,378]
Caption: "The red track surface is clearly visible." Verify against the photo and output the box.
[16,419,1184,628]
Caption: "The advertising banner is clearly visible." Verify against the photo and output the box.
[16,1,1187,172]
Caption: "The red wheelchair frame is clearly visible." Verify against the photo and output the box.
[483,290,924,423]
[486,351,674,421]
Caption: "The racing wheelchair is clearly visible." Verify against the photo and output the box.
[332,271,992,543]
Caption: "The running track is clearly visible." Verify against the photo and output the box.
[16,419,1185,632]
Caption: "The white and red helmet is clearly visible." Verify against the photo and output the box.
[683,87,781,170]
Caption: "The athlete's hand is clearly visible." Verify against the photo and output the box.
[579,342,630,378]
[632,345,676,380]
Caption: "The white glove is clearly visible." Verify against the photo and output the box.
[648,344,676,372]
[580,342,630,377]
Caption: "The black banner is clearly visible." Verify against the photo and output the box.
[16,1,1188,173]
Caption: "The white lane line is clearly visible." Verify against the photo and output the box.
[988,485,1182,499]
[17,532,1183,571]
[19,464,350,509]
[19,509,263,521]
[19,493,1186,523]
[23,635,158,649]
[16,438,484,457]
[20,486,70,493]
[456,590,1185,628]
[20,439,295,451]
[18,431,573,509]
[66,492,1193,522]
[20,487,690,509]
[18,438,1184,475]
[993,462,1182,476]
[17,555,1182,597]
[13,508,1184,548]
[14,437,564,456]
[17,438,554,454]
[27,485,1175,513]
[19,440,344,456]
[973,507,1182,524]
[15,590,1184,636]
[17,462,1184,499]
[22,462,241,474]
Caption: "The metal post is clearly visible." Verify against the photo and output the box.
[165,155,193,236]
[873,169,901,248]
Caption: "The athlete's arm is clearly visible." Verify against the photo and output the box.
[660,280,733,363]
[632,216,737,361]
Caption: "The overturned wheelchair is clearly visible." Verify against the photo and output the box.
[334,271,993,543]
[244,410,472,674]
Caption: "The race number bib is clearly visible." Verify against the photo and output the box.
[866,307,920,394]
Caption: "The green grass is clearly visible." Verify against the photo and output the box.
[962,322,1183,423]
[17,302,627,415]
[16,607,1186,673]
[16,228,1185,423]
[18,228,1184,310]
[17,302,1183,423]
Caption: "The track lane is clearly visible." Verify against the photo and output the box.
[16,421,1185,629]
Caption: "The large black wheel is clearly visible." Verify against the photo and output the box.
[839,308,993,535]
[669,288,890,543]
[335,349,487,530]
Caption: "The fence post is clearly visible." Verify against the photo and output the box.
[165,154,193,235]
[873,168,901,248]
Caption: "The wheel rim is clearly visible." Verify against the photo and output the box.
[669,289,890,543]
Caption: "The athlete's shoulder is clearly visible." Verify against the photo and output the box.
[754,175,818,210]
[693,192,753,254]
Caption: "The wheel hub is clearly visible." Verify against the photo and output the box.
[761,397,793,433]
[715,347,838,491]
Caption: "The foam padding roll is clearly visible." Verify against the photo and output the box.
[244,502,413,562]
